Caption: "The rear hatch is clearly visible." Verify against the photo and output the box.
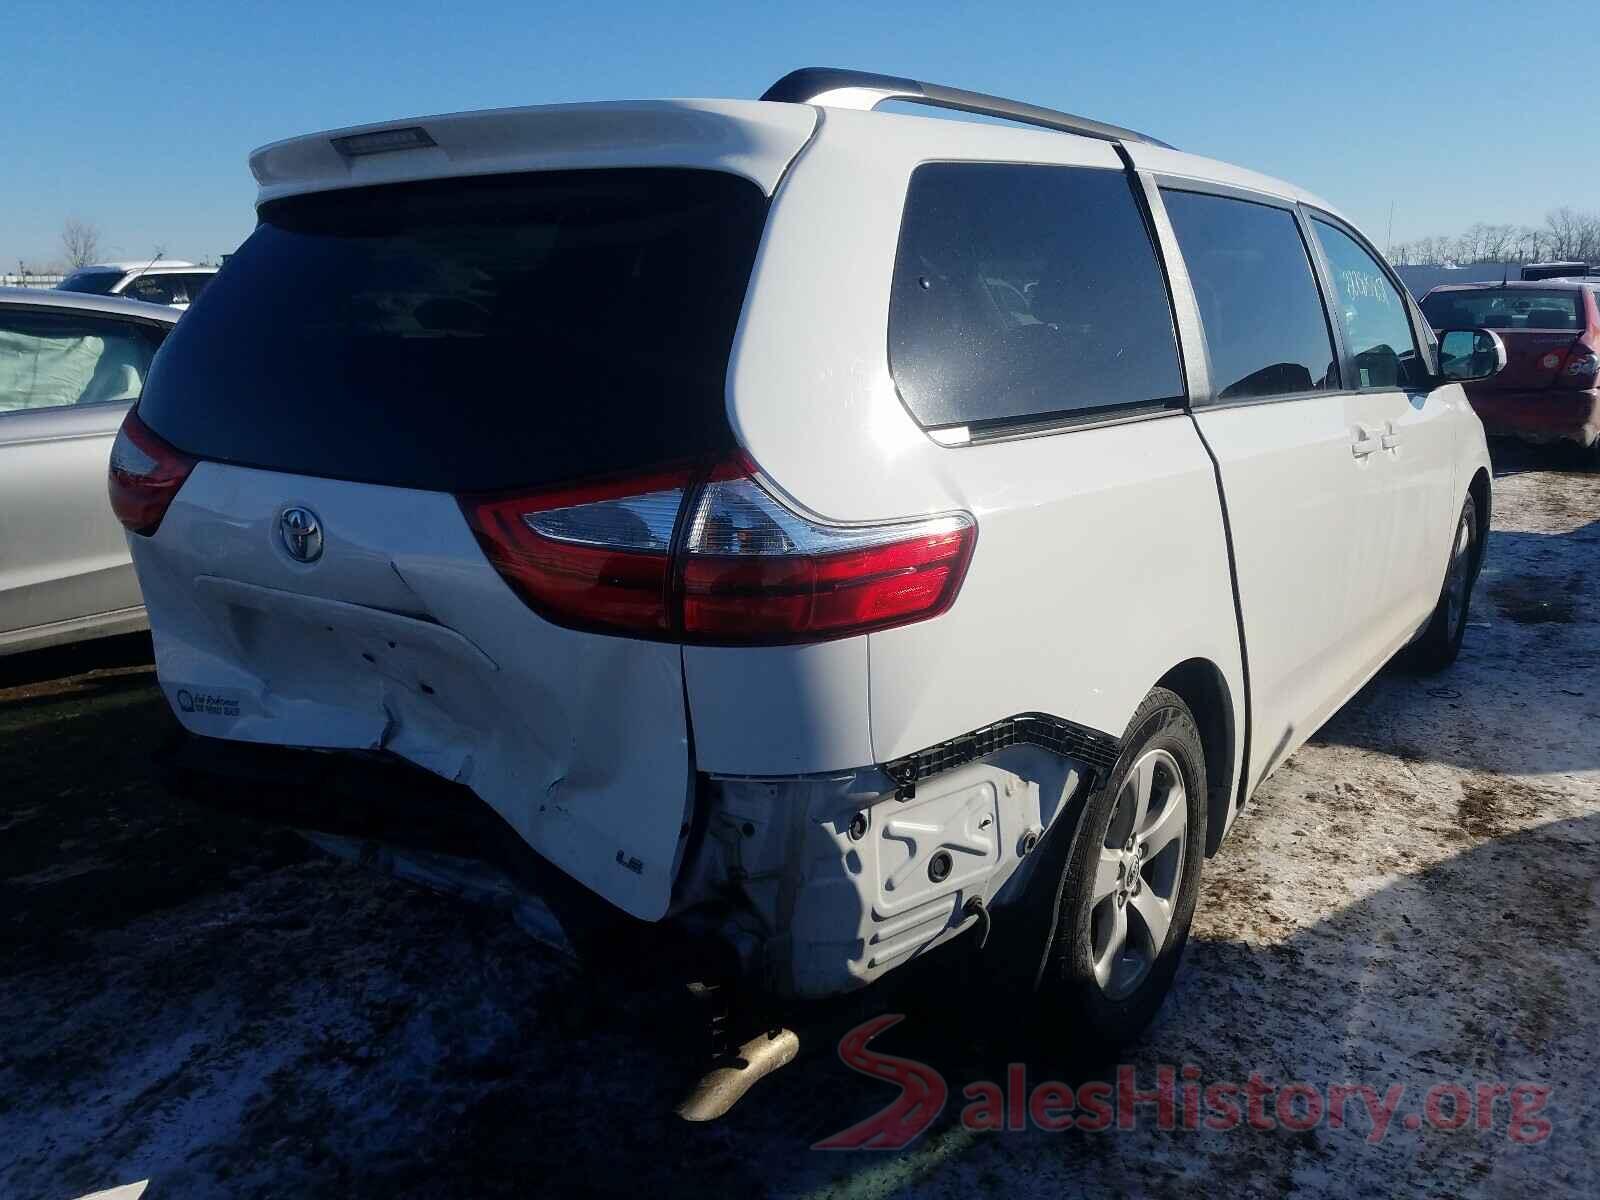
[131,150,793,920]
[1422,287,1587,389]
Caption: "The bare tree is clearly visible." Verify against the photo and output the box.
[1412,235,1454,266]
[1479,224,1516,263]
[60,218,102,269]
[1453,223,1488,264]
[1513,227,1544,263]
[1387,215,1600,267]
[1579,213,1600,263]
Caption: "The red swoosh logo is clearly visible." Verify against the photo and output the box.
[813,1014,948,1150]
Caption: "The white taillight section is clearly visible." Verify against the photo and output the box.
[524,488,683,551]
[679,461,976,644]
[108,409,197,535]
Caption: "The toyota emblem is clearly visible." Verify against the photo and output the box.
[279,507,324,563]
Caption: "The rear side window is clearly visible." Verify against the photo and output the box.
[1310,219,1425,389]
[1162,190,1339,401]
[0,308,164,412]
[178,273,215,302]
[138,169,769,492]
[1421,288,1583,331]
[889,163,1184,431]
[121,274,185,306]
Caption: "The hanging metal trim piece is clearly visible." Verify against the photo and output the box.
[759,67,1173,150]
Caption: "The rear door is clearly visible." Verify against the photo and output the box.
[0,304,166,641]
[130,165,787,919]
[1156,185,1381,790]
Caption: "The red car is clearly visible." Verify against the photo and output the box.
[1421,279,1600,463]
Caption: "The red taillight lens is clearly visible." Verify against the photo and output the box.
[459,468,694,636]
[679,464,976,644]
[460,459,976,644]
[108,409,197,535]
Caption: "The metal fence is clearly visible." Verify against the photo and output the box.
[1,273,66,288]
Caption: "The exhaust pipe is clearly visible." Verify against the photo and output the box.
[676,1026,801,1122]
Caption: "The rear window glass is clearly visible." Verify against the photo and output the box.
[138,169,769,492]
[56,270,123,297]
[888,162,1184,431]
[1421,289,1583,331]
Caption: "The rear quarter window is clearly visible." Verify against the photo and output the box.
[888,162,1185,432]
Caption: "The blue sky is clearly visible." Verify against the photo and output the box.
[6,0,1594,267]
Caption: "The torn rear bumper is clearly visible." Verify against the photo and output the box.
[159,721,1109,999]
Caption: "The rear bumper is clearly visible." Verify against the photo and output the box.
[160,728,1099,999]
[1465,386,1600,446]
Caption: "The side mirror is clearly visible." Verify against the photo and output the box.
[1437,327,1507,383]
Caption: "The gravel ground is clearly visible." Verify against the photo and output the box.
[1,442,1595,1200]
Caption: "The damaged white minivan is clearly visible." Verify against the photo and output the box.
[116,68,1499,1074]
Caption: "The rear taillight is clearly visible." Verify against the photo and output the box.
[108,409,197,535]
[459,458,976,644]
[1561,342,1599,380]
[460,467,694,637]
[679,461,976,643]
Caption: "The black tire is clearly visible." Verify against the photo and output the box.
[1409,495,1479,673]
[1031,687,1207,1057]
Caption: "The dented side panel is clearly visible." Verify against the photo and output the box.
[130,462,694,921]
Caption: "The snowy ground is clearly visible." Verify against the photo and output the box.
[1,443,1595,1200]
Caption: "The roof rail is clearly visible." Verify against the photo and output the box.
[760,67,1173,150]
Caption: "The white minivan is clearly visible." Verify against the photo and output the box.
[113,68,1503,1060]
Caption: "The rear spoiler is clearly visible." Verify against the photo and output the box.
[248,99,818,207]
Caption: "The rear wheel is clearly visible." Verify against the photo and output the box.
[1410,496,1479,672]
[1032,688,1207,1056]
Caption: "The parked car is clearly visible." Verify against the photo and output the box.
[1421,279,1600,463]
[0,289,177,654]
[115,68,1502,1058]
[1520,261,1598,282]
[57,261,218,310]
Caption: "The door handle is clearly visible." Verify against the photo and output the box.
[1351,433,1380,459]
[1380,421,1399,451]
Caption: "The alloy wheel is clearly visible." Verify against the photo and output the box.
[1089,747,1189,999]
